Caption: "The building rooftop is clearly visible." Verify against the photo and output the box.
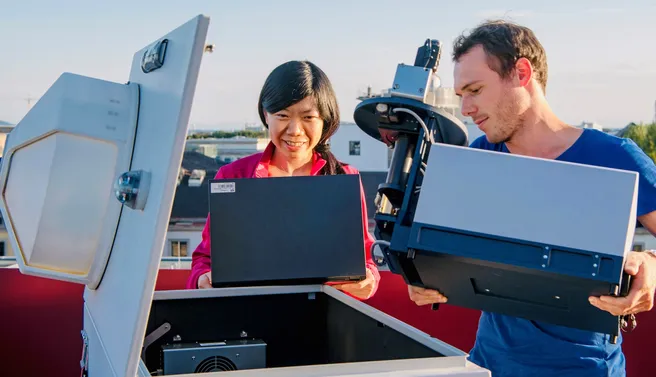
[181,151,225,172]
[170,152,228,220]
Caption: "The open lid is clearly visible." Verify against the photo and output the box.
[0,14,210,377]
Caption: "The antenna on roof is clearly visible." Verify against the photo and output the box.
[25,94,38,110]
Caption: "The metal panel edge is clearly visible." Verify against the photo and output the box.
[153,285,324,301]
[321,285,467,357]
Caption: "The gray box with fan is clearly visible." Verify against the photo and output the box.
[141,285,491,376]
[161,340,266,374]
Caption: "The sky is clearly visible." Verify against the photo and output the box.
[1,0,655,130]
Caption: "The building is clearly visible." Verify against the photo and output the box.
[0,121,15,263]
[329,123,392,172]
[0,120,15,158]
[185,137,268,163]
[163,151,227,262]
[632,227,656,251]
[0,214,14,263]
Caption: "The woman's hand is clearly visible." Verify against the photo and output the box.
[198,271,212,289]
[408,285,448,306]
[332,269,377,300]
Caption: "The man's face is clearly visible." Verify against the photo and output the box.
[454,45,526,144]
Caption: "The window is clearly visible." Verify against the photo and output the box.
[349,141,361,156]
[0,241,5,257]
[171,240,188,257]
[632,243,644,252]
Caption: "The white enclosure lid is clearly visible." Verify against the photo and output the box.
[0,14,210,377]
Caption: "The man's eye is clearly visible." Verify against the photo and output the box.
[471,88,481,94]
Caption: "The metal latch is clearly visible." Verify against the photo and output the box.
[80,330,89,377]
[114,170,151,210]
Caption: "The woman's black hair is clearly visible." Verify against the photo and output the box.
[258,60,346,175]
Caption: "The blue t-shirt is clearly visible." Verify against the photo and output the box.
[467,128,656,377]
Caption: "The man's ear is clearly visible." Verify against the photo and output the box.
[515,57,533,87]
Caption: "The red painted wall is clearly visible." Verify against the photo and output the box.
[0,269,652,377]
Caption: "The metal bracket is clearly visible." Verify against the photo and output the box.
[141,322,171,361]
[114,170,151,210]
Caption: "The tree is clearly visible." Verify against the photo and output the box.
[620,122,656,162]
[187,130,267,139]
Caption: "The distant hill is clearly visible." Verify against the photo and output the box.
[0,120,14,126]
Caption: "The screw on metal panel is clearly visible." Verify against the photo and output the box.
[543,255,548,259]
[592,273,596,277]
[542,264,546,268]
[240,331,248,338]
[554,296,561,299]
[173,335,181,342]
[595,255,599,259]
[393,84,399,89]
[593,264,598,268]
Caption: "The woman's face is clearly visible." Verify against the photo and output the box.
[264,96,324,161]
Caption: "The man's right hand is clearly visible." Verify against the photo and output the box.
[198,271,212,289]
[408,285,448,306]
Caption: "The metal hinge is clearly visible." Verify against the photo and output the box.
[80,330,89,377]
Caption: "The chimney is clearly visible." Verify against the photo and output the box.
[188,169,206,187]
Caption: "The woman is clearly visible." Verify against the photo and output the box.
[185,60,380,300]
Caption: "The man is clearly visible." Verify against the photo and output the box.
[408,20,656,376]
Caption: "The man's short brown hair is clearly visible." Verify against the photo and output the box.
[452,20,549,93]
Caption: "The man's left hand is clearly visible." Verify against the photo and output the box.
[332,268,376,300]
[589,251,656,316]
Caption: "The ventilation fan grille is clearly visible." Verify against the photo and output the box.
[195,355,238,373]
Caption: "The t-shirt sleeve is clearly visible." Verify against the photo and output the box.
[619,139,656,217]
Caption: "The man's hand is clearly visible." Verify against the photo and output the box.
[589,251,656,316]
[408,285,448,306]
[332,269,376,300]
[198,271,212,289]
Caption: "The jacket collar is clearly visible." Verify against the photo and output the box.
[253,141,327,178]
